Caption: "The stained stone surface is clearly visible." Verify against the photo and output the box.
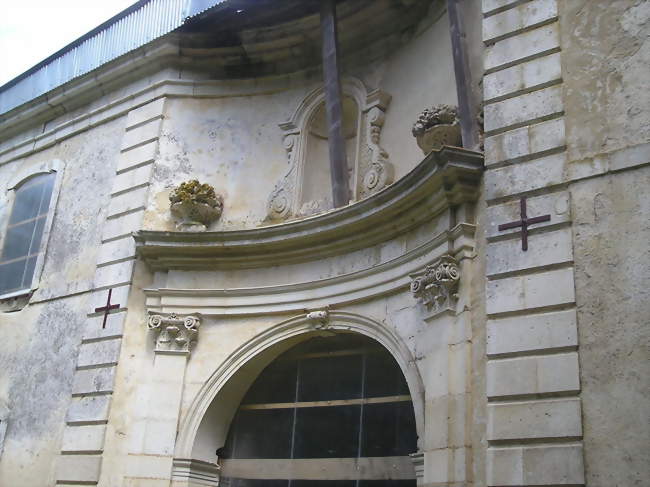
[571,167,650,487]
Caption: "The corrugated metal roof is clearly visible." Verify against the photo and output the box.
[0,0,229,116]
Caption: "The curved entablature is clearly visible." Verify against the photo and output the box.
[134,146,483,270]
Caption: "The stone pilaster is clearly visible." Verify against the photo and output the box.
[55,98,167,486]
[122,312,201,485]
[482,1,584,486]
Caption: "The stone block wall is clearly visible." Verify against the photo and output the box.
[54,97,167,486]
[481,1,585,485]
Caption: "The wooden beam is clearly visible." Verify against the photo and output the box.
[239,395,412,410]
[320,0,350,208]
[446,0,480,150]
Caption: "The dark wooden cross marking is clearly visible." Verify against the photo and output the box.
[320,0,350,208]
[95,288,120,328]
[498,197,551,251]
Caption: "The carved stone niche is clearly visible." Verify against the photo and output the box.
[147,312,201,354]
[410,255,460,315]
[267,78,393,221]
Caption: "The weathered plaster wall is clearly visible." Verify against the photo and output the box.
[147,88,309,230]
[560,2,650,485]
[571,167,650,487]
[0,118,125,486]
[33,119,124,300]
[560,0,650,162]
[0,296,90,486]
[360,7,458,177]
[144,10,457,231]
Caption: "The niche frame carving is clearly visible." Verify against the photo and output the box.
[267,78,392,221]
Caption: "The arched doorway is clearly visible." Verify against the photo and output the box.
[218,332,418,486]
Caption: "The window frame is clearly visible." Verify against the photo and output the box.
[0,159,65,300]
[0,403,7,460]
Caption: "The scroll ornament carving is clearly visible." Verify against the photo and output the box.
[360,106,393,198]
[410,255,460,312]
[267,134,297,221]
[147,312,201,354]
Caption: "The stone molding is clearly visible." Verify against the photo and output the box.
[147,312,201,355]
[408,451,424,480]
[267,78,393,220]
[171,458,219,486]
[135,147,483,270]
[410,254,460,314]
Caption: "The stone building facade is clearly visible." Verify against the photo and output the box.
[0,1,647,486]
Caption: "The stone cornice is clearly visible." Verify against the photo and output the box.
[134,147,484,271]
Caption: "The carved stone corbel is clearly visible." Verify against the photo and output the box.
[147,312,201,355]
[410,255,460,314]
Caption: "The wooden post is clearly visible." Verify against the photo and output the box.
[446,0,480,150]
[320,0,350,208]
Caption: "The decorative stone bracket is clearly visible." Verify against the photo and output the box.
[410,255,460,314]
[306,308,330,329]
[147,312,201,355]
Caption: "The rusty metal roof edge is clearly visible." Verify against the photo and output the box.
[0,0,230,117]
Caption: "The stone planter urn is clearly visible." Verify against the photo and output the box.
[412,104,461,154]
[169,180,223,231]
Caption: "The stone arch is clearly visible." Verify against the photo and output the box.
[175,311,424,464]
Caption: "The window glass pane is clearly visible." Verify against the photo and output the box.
[364,353,410,399]
[229,409,293,459]
[221,334,417,483]
[22,256,38,290]
[9,179,45,224]
[242,360,297,405]
[28,217,46,255]
[361,402,417,458]
[0,259,27,293]
[298,354,362,402]
[1,173,55,295]
[294,405,360,458]
[2,220,36,261]
[38,175,55,215]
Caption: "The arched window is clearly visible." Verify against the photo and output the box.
[0,172,56,297]
[219,333,418,486]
